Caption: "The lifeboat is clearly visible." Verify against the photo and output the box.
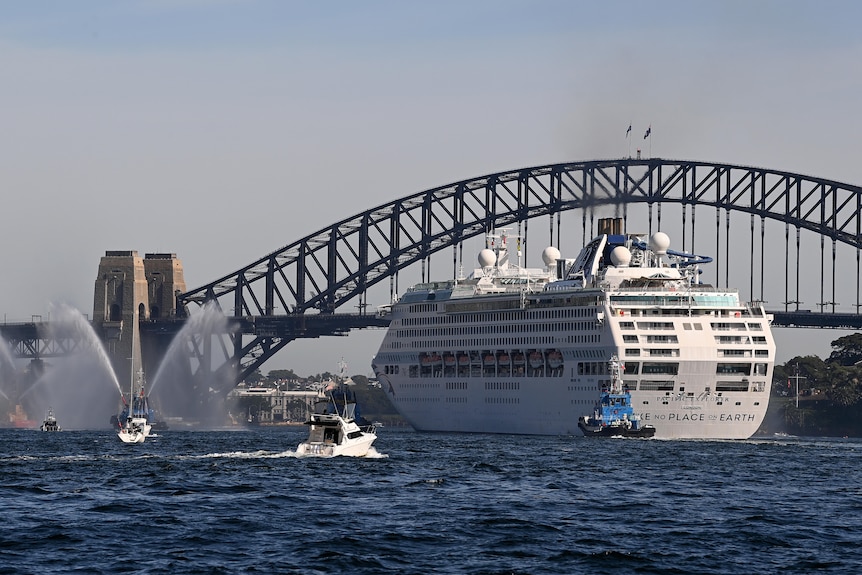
[457,353,470,366]
[443,354,456,367]
[483,354,496,366]
[547,350,563,369]
[529,351,544,369]
[497,353,511,366]
[513,352,526,365]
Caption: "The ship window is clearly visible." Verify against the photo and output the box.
[623,362,639,374]
[639,380,675,391]
[622,335,638,343]
[648,349,676,357]
[625,348,640,356]
[755,350,769,357]
[754,363,767,375]
[647,335,678,343]
[642,362,679,375]
[716,363,751,375]
[638,321,675,330]
[715,381,750,392]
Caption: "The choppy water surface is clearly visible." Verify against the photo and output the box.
[1,427,860,574]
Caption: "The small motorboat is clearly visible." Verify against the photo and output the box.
[578,355,656,438]
[297,373,377,457]
[40,407,61,432]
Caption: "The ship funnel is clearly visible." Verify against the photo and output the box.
[597,217,623,236]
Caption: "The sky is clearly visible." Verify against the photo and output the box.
[1,0,861,377]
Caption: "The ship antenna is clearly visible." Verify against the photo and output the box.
[608,355,623,393]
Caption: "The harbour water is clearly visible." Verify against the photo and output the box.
[1,427,860,574]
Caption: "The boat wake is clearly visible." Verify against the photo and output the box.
[294,446,388,459]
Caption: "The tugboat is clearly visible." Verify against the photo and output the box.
[40,407,61,432]
[578,355,656,438]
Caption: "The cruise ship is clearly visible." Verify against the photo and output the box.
[371,218,775,439]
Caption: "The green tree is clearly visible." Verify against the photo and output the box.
[773,355,825,395]
[268,369,297,380]
[826,365,862,407]
[828,334,862,366]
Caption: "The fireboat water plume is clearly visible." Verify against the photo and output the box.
[149,302,237,426]
[12,304,125,429]
[0,337,14,401]
[48,303,123,396]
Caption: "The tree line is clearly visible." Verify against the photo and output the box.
[767,333,862,436]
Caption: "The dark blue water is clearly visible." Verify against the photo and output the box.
[1,427,860,574]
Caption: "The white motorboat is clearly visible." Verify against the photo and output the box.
[297,366,377,457]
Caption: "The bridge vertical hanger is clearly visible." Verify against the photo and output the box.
[750,212,755,303]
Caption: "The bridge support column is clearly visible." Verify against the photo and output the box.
[93,251,186,388]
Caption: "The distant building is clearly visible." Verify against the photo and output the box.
[228,386,323,424]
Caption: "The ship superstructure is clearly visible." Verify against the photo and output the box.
[372,218,775,439]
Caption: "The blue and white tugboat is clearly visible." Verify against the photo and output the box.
[578,355,656,438]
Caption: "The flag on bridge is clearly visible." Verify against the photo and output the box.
[644,125,651,139]
[626,124,632,137]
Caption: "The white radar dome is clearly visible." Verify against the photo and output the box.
[541,246,561,266]
[478,248,497,268]
[649,232,671,255]
[610,246,632,267]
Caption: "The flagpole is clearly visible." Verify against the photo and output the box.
[626,122,632,158]
[644,124,652,158]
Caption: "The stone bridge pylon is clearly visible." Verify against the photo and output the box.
[92,251,186,387]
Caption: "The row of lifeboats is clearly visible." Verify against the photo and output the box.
[419,349,563,370]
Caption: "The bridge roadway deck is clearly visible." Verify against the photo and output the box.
[137,312,392,338]
[0,311,859,359]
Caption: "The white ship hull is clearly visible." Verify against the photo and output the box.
[376,374,766,439]
[372,224,775,440]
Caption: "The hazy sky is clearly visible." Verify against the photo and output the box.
[1,1,860,376]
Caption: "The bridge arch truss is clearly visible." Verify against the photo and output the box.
[176,158,862,384]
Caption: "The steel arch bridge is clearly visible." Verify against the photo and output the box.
[163,157,862,391]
